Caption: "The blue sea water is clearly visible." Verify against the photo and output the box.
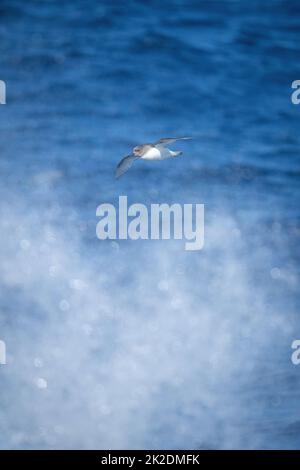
[0,0,300,449]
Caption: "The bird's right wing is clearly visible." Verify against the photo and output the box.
[115,155,139,179]
[154,137,192,147]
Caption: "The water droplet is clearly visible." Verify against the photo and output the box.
[59,299,70,311]
[35,378,47,389]
[34,358,43,368]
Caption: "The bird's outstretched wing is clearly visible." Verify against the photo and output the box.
[154,137,192,147]
[115,155,139,179]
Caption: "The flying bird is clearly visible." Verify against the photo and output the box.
[115,137,192,178]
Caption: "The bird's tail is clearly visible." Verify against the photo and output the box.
[173,151,183,157]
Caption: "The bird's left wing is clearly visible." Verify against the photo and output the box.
[115,155,139,179]
[154,137,192,147]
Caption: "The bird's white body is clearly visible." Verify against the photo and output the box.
[141,146,177,161]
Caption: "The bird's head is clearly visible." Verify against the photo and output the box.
[133,145,143,156]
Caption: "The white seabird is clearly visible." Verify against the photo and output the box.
[115,137,192,178]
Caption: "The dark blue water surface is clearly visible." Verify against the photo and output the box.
[0,0,300,449]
